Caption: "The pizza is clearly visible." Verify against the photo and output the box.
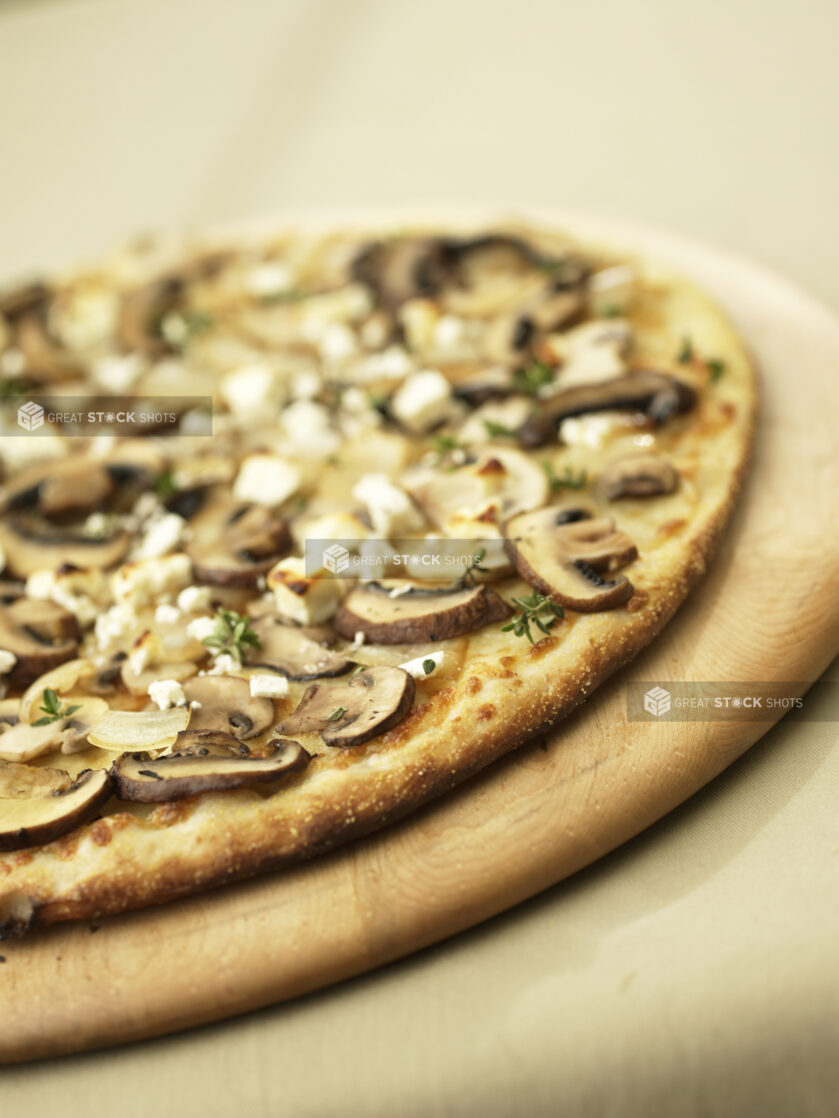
[0,218,756,936]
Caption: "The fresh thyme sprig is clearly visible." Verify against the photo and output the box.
[483,419,518,439]
[513,360,554,396]
[501,593,565,644]
[460,547,489,588]
[32,688,81,726]
[201,608,261,666]
[542,462,588,492]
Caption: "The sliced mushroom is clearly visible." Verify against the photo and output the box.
[12,303,82,381]
[185,488,291,587]
[246,613,353,680]
[334,582,512,644]
[451,365,516,406]
[0,512,130,577]
[596,452,679,500]
[0,599,78,688]
[351,237,445,308]
[0,451,159,522]
[0,762,112,851]
[0,719,65,763]
[277,665,415,748]
[116,274,182,355]
[181,676,275,741]
[111,738,309,803]
[504,506,639,612]
[404,447,549,535]
[518,370,697,447]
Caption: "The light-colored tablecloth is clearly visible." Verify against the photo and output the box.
[2,1,838,1113]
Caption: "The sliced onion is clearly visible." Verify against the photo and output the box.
[87,707,191,753]
[20,659,96,723]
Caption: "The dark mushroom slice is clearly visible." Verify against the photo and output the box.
[0,599,79,687]
[277,666,415,748]
[246,612,353,680]
[504,506,639,612]
[518,370,697,447]
[596,452,680,500]
[181,676,275,741]
[0,280,49,321]
[350,237,447,309]
[185,488,291,588]
[0,512,130,577]
[172,728,248,756]
[0,762,112,852]
[0,580,25,605]
[334,582,512,645]
[111,738,309,803]
[451,365,516,406]
[2,281,83,382]
[116,273,183,355]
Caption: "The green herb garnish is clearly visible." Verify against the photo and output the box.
[261,287,305,306]
[32,688,81,726]
[483,420,518,439]
[327,706,348,722]
[422,659,437,675]
[542,462,588,492]
[677,336,694,364]
[460,547,488,588]
[513,360,554,397]
[153,470,177,498]
[201,608,261,666]
[707,358,726,383]
[501,593,565,644]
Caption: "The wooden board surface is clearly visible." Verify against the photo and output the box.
[2,215,838,1064]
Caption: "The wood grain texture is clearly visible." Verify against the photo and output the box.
[1,214,838,1064]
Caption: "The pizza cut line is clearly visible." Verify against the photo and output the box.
[0,220,755,936]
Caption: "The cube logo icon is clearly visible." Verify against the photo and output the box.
[322,543,350,574]
[644,686,671,717]
[17,400,44,432]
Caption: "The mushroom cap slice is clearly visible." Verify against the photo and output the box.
[518,370,697,447]
[185,488,292,587]
[351,237,445,308]
[334,582,513,644]
[0,513,130,577]
[504,506,639,612]
[0,720,66,763]
[0,762,112,851]
[181,676,275,741]
[0,599,79,688]
[246,613,353,680]
[596,452,680,500]
[277,666,415,748]
[110,738,309,803]
[117,274,182,355]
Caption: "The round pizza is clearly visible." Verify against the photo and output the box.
[0,218,756,936]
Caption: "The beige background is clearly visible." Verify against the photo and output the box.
[1,0,838,1113]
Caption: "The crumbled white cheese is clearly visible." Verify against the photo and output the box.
[400,299,439,353]
[559,414,624,449]
[299,511,371,545]
[177,585,213,613]
[267,556,344,625]
[50,284,119,352]
[128,631,159,675]
[249,673,289,699]
[318,321,359,366]
[83,511,116,539]
[399,651,445,679]
[433,314,468,355]
[289,368,322,400]
[202,652,239,676]
[233,454,301,506]
[26,567,110,628]
[220,363,281,418]
[347,344,414,383]
[93,353,145,392]
[147,678,187,710]
[154,603,181,626]
[390,369,454,433]
[244,261,294,298]
[186,616,217,643]
[0,649,18,675]
[134,512,187,560]
[299,284,373,333]
[546,318,631,389]
[280,400,340,460]
[588,265,637,316]
[352,473,425,537]
[111,553,193,610]
[95,603,135,650]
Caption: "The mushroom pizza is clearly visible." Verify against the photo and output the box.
[0,219,756,935]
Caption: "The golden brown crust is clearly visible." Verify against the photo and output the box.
[0,222,757,937]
